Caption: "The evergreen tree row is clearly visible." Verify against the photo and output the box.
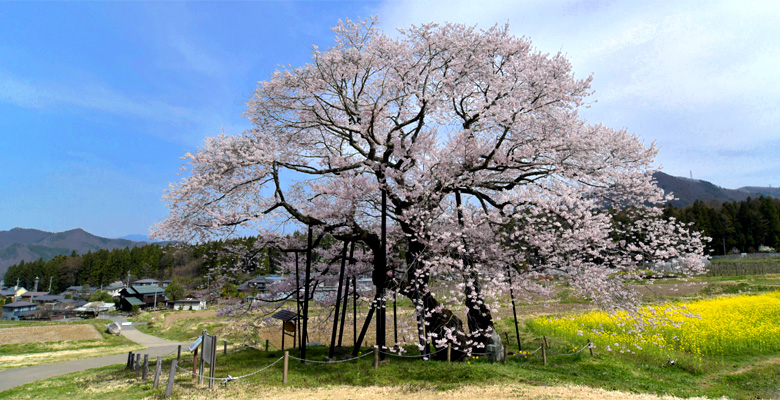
[663,196,780,255]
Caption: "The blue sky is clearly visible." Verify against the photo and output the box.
[1,1,778,238]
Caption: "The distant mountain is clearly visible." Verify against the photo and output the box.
[120,234,154,242]
[737,186,780,199]
[0,228,146,278]
[653,172,779,207]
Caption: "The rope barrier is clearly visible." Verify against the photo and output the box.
[379,346,447,358]
[546,343,590,356]
[167,338,592,386]
[175,355,285,382]
[287,351,373,363]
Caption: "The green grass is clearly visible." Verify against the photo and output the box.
[5,344,779,399]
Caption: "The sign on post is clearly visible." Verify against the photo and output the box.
[189,336,203,352]
[202,335,215,365]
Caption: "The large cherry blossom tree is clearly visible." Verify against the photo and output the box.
[152,18,706,360]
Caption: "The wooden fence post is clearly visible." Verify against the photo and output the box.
[153,356,162,389]
[503,343,508,363]
[587,339,594,357]
[142,354,149,380]
[126,351,133,369]
[374,346,379,371]
[541,340,547,365]
[224,340,227,355]
[265,339,269,352]
[283,351,289,384]
[165,360,177,398]
[177,345,181,362]
[447,343,451,363]
[135,353,141,374]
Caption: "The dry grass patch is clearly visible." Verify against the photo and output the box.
[0,344,143,370]
[170,383,723,400]
[0,324,101,345]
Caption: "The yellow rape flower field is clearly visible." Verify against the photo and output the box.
[529,292,780,364]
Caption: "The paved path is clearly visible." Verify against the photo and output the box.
[0,316,186,393]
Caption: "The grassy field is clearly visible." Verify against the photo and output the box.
[4,273,780,399]
[0,319,143,370]
[2,341,770,399]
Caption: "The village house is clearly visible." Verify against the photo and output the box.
[238,275,284,294]
[102,282,126,298]
[2,301,38,321]
[19,291,49,301]
[0,286,28,302]
[169,298,207,311]
[119,284,167,311]
[132,278,159,286]
[60,285,97,300]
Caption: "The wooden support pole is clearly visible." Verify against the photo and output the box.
[153,356,162,389]
[329,240,349,359]
[374,346,379,371]
[142,354,149,380]
[177,345,181,362]
[447,343,452,363]
[351,301,375,357]
[265,339,269,352]
[135,353,141,373]
[542,340,547,365]
[223,340,227,355]
[543,335,549,350]
[192,347,198,382]
[283,351,289,384]
[503,342,508,364]
[302,226,313,364]
[588,339,594,357]
[126,351,133,369]
[165,360,177,398]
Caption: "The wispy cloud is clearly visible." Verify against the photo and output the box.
[0,72,194,122]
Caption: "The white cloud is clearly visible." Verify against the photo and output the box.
[374,0,780,186]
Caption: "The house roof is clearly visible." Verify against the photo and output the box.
[129,285,165,295]
[103,284,125,290]
[133,279,159,284]
[20,291,49,298]
[0,287,27,296]
[34,294,66,302]
[124,297,145,306]
[2,301,36,308]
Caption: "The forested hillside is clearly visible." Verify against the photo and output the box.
[0,228,145,276]
[3,237,271,294]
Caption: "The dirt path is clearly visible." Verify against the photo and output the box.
[0,316,186,393]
